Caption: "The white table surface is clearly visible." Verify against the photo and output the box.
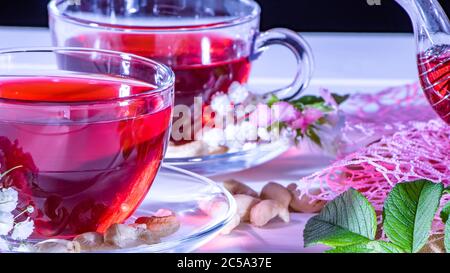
[0,27,419,253]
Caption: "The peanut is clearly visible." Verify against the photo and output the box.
[198,199,229,218]
[250,200,290,227]
[73,232,104,252]
[233,194,260,222]
[104,224,152,248]
[223,179,258,197]
[260,182,292,208]
[135,212,180,238]
[287,184,327,213]
[137,228,161,245]
[35,239,81,253]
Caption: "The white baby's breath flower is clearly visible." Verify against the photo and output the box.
[228,82,249,104]
[224,124,244,150]
[11,218,34,240]
[26,205,34,214]
[210,93,231,116]
[203,128,226,148]
[257,128,272,142]
[225,121,261,149]
[0,237,9,251]
[0,211,14,235]
[0,188,18,213]
[237,121,258,142]
[224,124,238,141]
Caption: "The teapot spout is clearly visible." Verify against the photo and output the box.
[396,1,450,125]
[396,0,450,45]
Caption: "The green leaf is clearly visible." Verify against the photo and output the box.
[293,95,324,106]
[303,188,377,247]
[290,102,304,111]
[308,102,334,112]
[332,94,350,105]
[445,220,450,253]
[326,241,405,253]
[267,121,286,133]
[383,180,443,253]
[441,202,450,223]
[306,127,322,147]
[443,189,450,253]
[267,94,280,107]
[442,189,450,223]
[289,93,349,110]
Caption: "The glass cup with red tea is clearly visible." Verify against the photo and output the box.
[49,0,314,145]
[0,48,174,238]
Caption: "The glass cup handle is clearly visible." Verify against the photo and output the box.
[252,28,314,101]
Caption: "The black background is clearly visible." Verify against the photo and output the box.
[0,0,449,32]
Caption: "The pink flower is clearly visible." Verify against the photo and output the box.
[291,108,324,132]
[291,117,307,132]
[304,108,324,123]
[272,102,301,123]
[249,104,272,127]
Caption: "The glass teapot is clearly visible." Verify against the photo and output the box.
[396,0,450,124]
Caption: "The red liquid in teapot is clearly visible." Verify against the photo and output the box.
[0,76,172,237]
[418,45,450,124]
[66,33,252,107]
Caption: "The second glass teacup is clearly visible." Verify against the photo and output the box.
[49,0,314,144]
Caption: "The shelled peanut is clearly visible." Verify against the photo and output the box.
[100,209,180,251]
[34,209,181,253]
[222,179,327,234]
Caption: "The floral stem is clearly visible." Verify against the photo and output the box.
[0,165,23,181]
[13,206,33,220]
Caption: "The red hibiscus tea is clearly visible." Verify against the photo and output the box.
[0,75,172,238]
[418,45,450,124]
[65,33,252,107]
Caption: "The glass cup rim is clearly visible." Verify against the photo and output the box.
[48,0,261,32]
[0,47,175,105]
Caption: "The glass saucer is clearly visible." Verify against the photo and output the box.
[4,165,236,253]
[164,138,291,176]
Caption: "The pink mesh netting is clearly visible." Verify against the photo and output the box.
[298,83,450,233]
[335,83,438,155]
